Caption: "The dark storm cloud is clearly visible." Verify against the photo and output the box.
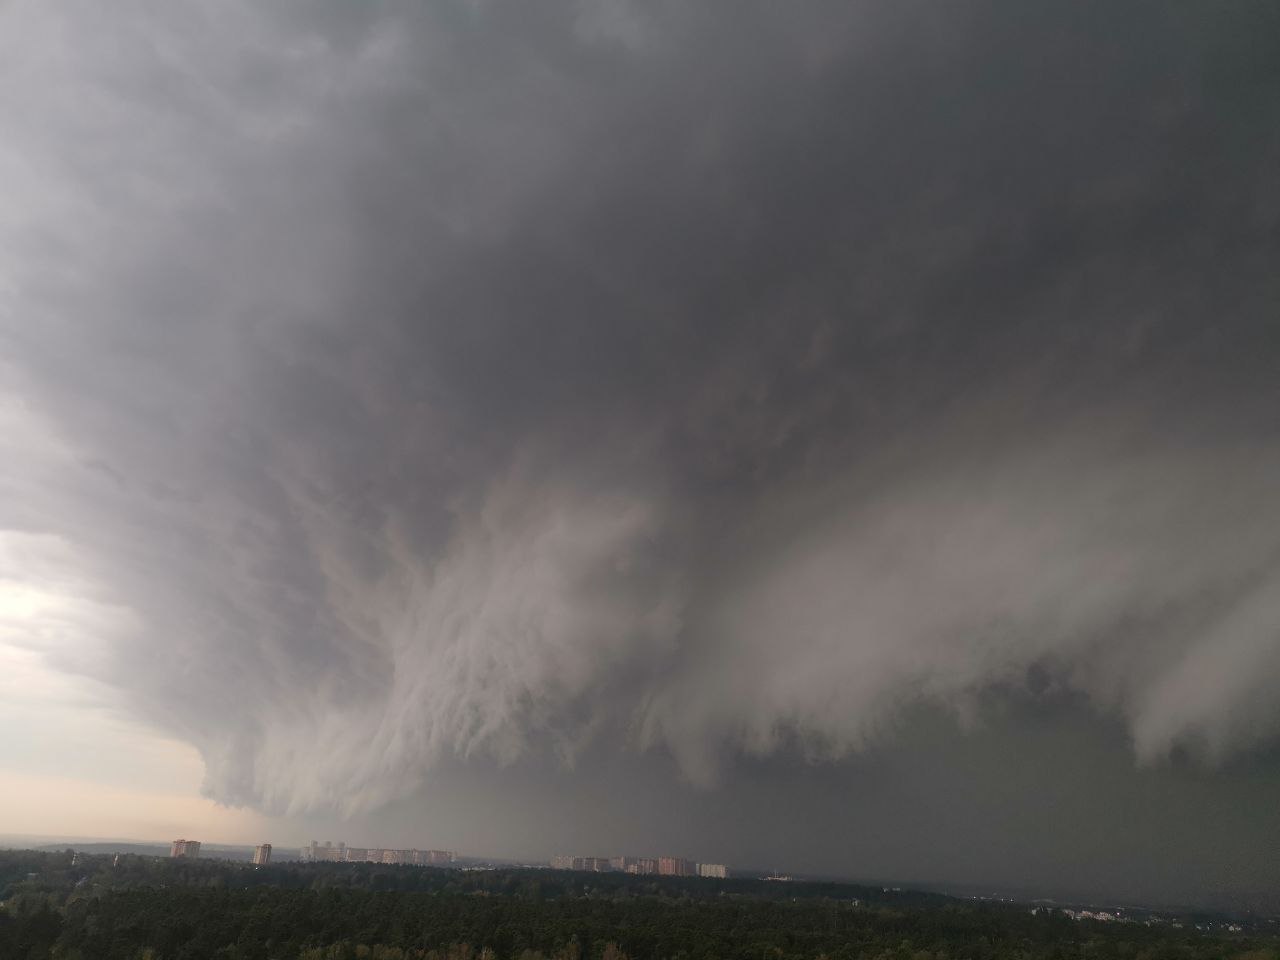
[2,0,1279,830]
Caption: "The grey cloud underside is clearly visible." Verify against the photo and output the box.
[1,0,1278,814]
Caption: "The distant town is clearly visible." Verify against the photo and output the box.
[550,855,728,878]
[298,841,456,867]
[154,837,1258,935]
[166,838,730,877]
[10,836,1269,936]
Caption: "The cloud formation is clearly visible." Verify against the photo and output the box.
[2,0,1278,816]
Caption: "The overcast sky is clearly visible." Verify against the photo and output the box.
[1,0,1278,910]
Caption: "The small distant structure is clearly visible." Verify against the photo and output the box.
[554,854,727,878]
[658,857,694,877]
[252,843,272,866]
[303,840,346,862]
[300,840,455,865]
[551,855,628,873]
[170,839,201,859]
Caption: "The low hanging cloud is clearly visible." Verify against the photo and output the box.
[2,0,1278,815]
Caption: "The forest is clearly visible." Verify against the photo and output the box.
[1,849,1276,960]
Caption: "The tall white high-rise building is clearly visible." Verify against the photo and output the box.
[170,839,201,859]
[252,843,272,866]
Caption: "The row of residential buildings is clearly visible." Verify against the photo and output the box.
[170,838,449,868]
[171,838,726,879]
[550,855,729,879]
[300,840,456,867]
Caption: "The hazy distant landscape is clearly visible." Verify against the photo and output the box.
[3,848,1277,960]
[4,834,1274,920]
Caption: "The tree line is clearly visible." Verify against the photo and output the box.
[1,849,1276,960]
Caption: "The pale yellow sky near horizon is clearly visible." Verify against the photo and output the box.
[0,572,273,845]
[0,770,269,846]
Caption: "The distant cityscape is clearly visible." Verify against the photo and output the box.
[166,838,730,878]
[36,835,1267,930]
[550,855,729,879]
[299,841,457,867]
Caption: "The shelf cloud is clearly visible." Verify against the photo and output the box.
[2,0,1278,818]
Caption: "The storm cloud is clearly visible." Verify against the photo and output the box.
[2,0,1279,831]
